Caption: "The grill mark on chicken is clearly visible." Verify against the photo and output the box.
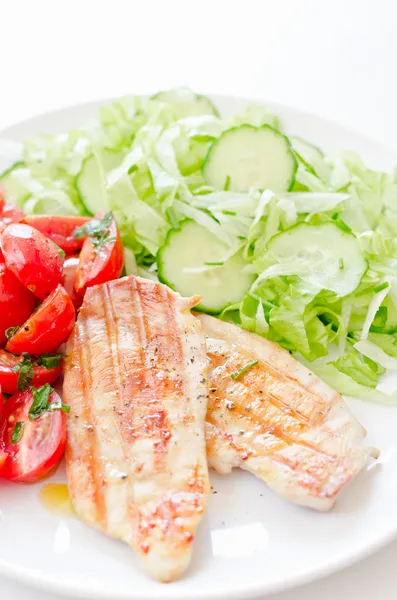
[77,315,107,524]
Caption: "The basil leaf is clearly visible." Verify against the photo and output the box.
[12,352,34,391]
[17,363,34,391]
[28,384,70,420]
[39,353,64,369]
[11,421,24,444]
[29,384,53,420]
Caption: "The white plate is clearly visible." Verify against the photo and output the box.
[0,95,397,600]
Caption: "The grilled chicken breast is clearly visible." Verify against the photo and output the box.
[199,314,377,511]
[63,276,210,582]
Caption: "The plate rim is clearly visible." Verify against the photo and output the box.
[0,94,396,600]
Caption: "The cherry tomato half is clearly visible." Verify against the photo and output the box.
[0,204,25,226]
[0,186,5,211]
[1,223,63,298]
[74,213,123,296]
[0,387,67,482]
[0,350,62,395]
[23,215,90,254]
[62,255,83,310]
[0,450,7,476]
[6,285,75,355]
[0,255,36,345]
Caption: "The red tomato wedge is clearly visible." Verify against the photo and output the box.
[0,387,67,482]
[23,215,90,254]
[74,212,124,295]
[6,285,75,355]
[0,386,7,476]
[0,186,5,211]
[0,255,36,345]
[1,223,63,298]
[0,350,62,395]
[0,450,7,476]
[62,255,83,310]
[0,204,25,225]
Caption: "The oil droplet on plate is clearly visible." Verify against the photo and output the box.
[39,483,75,517]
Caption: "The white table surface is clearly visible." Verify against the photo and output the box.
[1,0,397,598]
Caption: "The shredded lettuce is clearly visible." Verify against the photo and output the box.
[4,87,397,403]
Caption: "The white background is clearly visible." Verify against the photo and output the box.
[1,0,397,598]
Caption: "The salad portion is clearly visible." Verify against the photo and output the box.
[1,87,397,406]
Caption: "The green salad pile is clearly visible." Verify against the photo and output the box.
[3,87,397,403]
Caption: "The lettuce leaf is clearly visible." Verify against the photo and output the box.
[331,350,384,388]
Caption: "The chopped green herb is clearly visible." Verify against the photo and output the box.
[39,353,64,369]
[339,258,344,270]
[166,207,180,230]
[48,400,71,414]
[374,281,389,294]
[74,212,114,253]
[221,210,237,216]
[12,352,34,391]
[29,384,70,420]
[74,212,110,239]
[223,175,231,191]
[204,261,224,266]
[29,384,52,420]
[53,243,65,261]
[5,326,19,340]
[74,225,88,239]
[11,421,24,444]
[201,208,220,224]
[230,360,259,381]
[127,164,138,175]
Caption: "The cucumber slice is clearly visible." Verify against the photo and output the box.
[267,222,367,296]
[291,136,331,182]
[152,87,219,118]
[76,149,123,215]
[157,220,254,314]
[0,162,38,206]
[203,125,297,193]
